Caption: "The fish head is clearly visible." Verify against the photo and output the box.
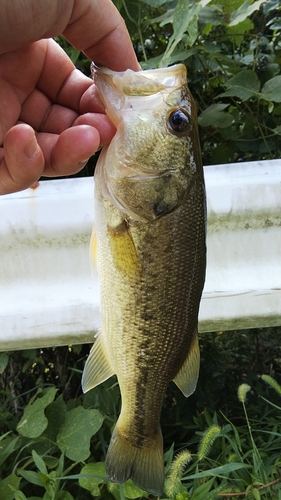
[92,63,202,221]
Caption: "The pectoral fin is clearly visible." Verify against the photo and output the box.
[89,226,98,278]
[82,331,115,393]
[173,331,200,397]
[108,220,140,281]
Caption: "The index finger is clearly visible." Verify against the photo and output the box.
[0,0,139,72]
[62,0,140,71]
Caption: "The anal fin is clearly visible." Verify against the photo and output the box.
[173,330,200,397]
[82,331,115,393]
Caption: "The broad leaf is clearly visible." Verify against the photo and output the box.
[17,387,58,438]
[259,76,281,103]
[161,0,211,66]
[123,480,147,499]
[79,462,107,495]
[229,0,267,27]
[0,474,21,500]
[198,104,233,128]
[57,406,104,461]
[44,395,67,442]
[218,70,260,101]
[217,70,260,101]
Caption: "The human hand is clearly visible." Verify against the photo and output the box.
[0,0,139,194]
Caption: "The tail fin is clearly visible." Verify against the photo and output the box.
[105,423,164,496]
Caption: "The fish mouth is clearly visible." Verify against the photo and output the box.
[91,63,188,126]
[91,63,187,95]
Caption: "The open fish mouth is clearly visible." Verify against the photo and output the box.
[91,63,190,127]
[91,62,188,97]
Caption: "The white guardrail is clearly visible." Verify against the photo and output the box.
[0,160,281,351]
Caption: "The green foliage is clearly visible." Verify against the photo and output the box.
[1,328,281,498]
[56,407,104,461]
[110,0,281,165]
[17,387,58,438]
[57,0,281,168]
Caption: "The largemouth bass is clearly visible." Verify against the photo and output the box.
[82,63,206,496]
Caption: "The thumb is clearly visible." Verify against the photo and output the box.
[0,124,44,195]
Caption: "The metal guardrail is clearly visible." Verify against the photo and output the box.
[0,160,281,351]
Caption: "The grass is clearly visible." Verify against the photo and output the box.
[0,327,281,499]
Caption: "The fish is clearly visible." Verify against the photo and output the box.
[82,63,206,496]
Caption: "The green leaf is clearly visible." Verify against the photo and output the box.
[218,70,260,101]
[56,452,65,478]
[148,9,174,28]
[123,479,147,499]
[32,450,48,475]
[140,0,170,5]
[17,387,58,438]
[38,472,56,497]
[219,0,248,13]
[44,395,67,442]
[182,462,250,480]
[57,407,104,461]
[191,478,215,499]
[252,487,261,500]
[17,469,44,487]
[0,431,11,441]
[0,436,21,468]
[109,483,122,500]
[259,76,281,103]
[79,462,107,495]
[229,0,267,27]
[226,18,253,46]
[0,474,21,500]
[56,491,75,500]
[273,125,281,135]
[198,104,233,128]
[13,491,28,500]
[268,19,281,30]
[211,144,237,164]
[0,352,9,373]
[68,48,81,65]
[83,378,120,418]
[198,5,224,26]
[161,0,212,66]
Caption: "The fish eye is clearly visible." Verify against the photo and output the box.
[167,108,190,136]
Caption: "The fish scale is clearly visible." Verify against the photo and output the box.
[82,63,206,496]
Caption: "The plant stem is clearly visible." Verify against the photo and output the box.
[217,477,281,497]
[121,0,147,61]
